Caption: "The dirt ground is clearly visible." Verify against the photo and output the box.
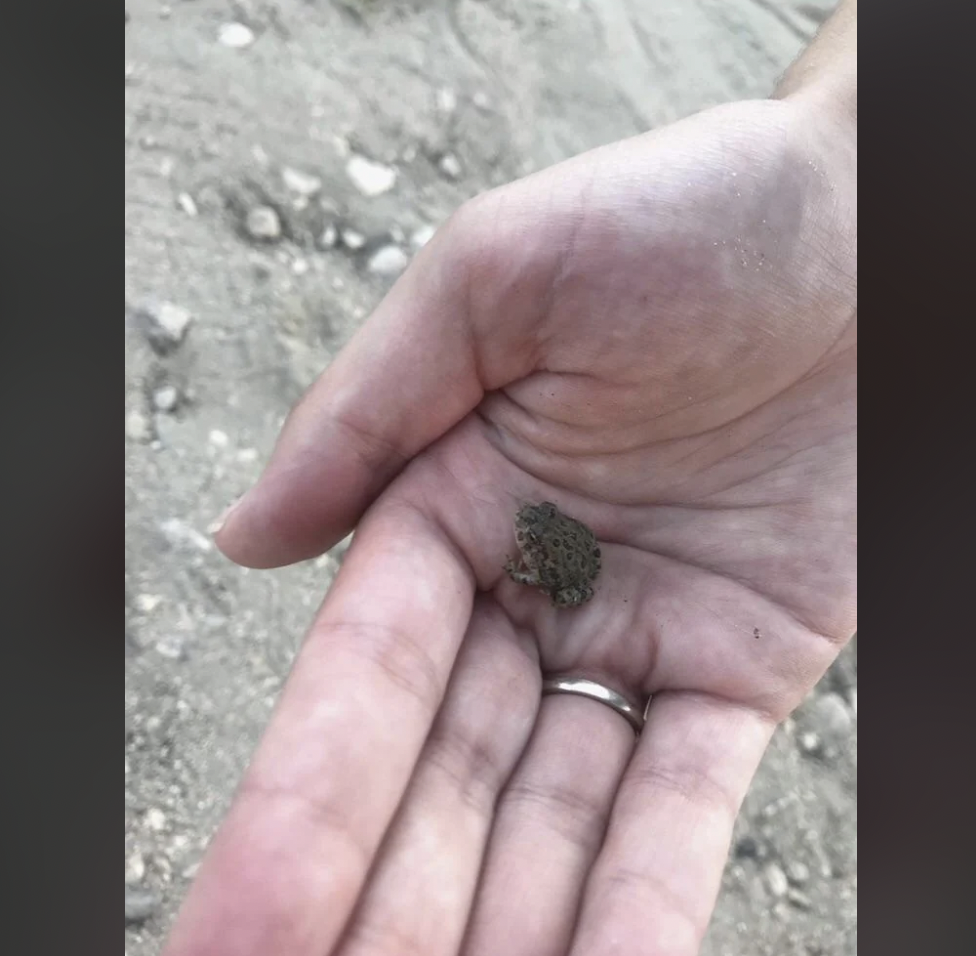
[124,2,856,953]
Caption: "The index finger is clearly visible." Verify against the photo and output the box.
[214,199,541,570]
[163,501,474,956]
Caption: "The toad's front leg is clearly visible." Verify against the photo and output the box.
[505,558,540,588]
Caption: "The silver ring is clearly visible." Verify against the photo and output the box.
[542,676,648,735]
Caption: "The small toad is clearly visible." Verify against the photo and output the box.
[505,501,602,608]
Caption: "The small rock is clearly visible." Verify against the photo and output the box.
[145,808,168,832]
[798,731,822,756]
[319,224,339,248]
[138,301,193,354]
[125,886,161,925]
[156,635,187,660]
[291,257,310,276]
[314,553,340,574]
[436,87,458,113]
[245,206,282,242]
[345,155,397,196]
[340,228,367,251]
[366,245,409,277]
[786,861,811,886]
[438,153,463,181]
[152,385,180,413]
[734,835,764,861]
[281,166,323,197]
[411,224,437,250]
[472,90,492,111]
[126,410,152,443]
[159,518,213,553]
[176,192,198,217]
[209,429,230,449]
[765,863,789,898]
[787,888,813,910]
[125,852,146,886]
[218,22,256,49]
[810,693,854,742]
[134,594,163,614]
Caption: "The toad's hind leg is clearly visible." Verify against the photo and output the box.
[554,584,594,608]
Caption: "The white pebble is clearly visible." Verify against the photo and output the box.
[245,206,282,242]
[765,863,789,898]
[139,301,193,352]
[811,693,854,741]
[177,192,198,217]
[209,429,230,448]
[319,224,338,248]
[799,731,822,755]
[340,228,367,251]
[438,153,463,180]
[436,88,458,113]
[281,166,322,197]
[367,245,409,277]
[152,385,180,413]
[145,808,168,832]
[159,518,214,553]
[135,594,163,613]
[125,852,146,885]
[345,155,397,196]
[156,636,186,660]
[787,861,811,886]
[411,224,437,250]
[218,22,256,49]
[126,410,152,443]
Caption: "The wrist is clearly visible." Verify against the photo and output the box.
[774,0,856,144]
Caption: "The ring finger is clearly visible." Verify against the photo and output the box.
[462,685,639,956]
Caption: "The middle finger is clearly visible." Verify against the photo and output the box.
[336,601,540,956]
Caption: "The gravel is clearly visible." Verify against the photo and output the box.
[764,863,790,899]
[136,301,193,355]
[245,206,283,242]
[281,166,323,197]
[218,23,256,49]
[366,244,409,277]
[345,155,398,196]
[125,887,161,926]
[152,385,181,414]
[437,153,463,180]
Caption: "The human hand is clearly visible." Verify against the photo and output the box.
[164,94,856,956]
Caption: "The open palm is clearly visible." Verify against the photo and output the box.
[166,99,856,956]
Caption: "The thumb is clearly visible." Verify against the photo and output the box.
[214,196,544,568]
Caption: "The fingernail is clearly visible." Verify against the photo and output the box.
[209,495,246,537]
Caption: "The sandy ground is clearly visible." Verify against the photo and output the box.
[125,1,856,953]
